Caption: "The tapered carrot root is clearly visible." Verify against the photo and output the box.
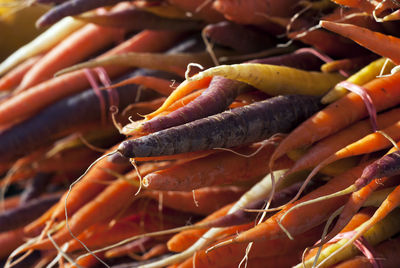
[320,20,400,64]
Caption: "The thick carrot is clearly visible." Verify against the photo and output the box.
[144,186,246,215]
[0,55,42,91]
[0,228,25,259]
[271,71,400,169]
[320,55,378,74]
[288,107,400,174]
[117,95,323,158]
[0,30,182,125]
[320,20,400,64]
[187,63,343,96]
[16,21,125,92]
[0,16,86,76]
[143,142,293,191]
[36,0,127,27]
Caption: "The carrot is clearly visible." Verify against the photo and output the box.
[187,63,344,96]
[144,186,246,215]
[105,237,154,258]
[15,20,126,92]
[215,162,369,247]
[288,107,400,174]
[0,30,182,126]
[297,208,400,268]
[0,16,86,76]
[0,55,42,91]
[117,95,323,159]
[322,57,395,103]
[320,55,378,74]
[76,6,205,31]
[178,224,324,268]
[320,20,400,65]
[270,71,400,170]
[0,228,25,259]
[143,142,293,191]
[55,50,231,78]
[36,0,127,27]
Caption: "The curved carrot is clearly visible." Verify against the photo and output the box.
[320,20,400,64]
[271,71,400,170]
[16,21,125,92]
[0,55,42,91]
[187,63,343,96]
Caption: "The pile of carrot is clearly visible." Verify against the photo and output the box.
[2,0,400,267]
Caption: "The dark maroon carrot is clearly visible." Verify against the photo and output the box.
[36,0,127,27]
[0,193,61,233]
[117,95,323,159]
[135,51,325,134]
[77,6,205,31]
[20,172,53,204]
[203,21,274,53]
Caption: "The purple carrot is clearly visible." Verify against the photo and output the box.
[35,0,68,4]
[204,21,274,53]
[117,94,323,158]
[77,6,205,32]
[138,51,324,134]
[355,150,400,190]
[36,0,126,27]
[0,193,61,232]
[20,173,53,204]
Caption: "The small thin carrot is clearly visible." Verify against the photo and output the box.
[0,16,86,76]
[16,20,126,92]
[320,20,400,65]
[0,55,42,91]
[320,55,378,74]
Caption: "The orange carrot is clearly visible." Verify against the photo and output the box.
[270,71,400,170]
[320,20,400,64]
[0,55,42,91]
[178,224,324,268]
[0,228,25,259]
[167,203,233,252]
[0,30,182,125]
[143,142,293,191]
[144,186,246,215]
[25,162,170,250]
[288,107,400,174]
[15,22,125,92]
[144,76,212,120]
[217,162,369,246]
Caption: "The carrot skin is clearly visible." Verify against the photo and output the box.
[119,95,323,158]
[20,172,53,204]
